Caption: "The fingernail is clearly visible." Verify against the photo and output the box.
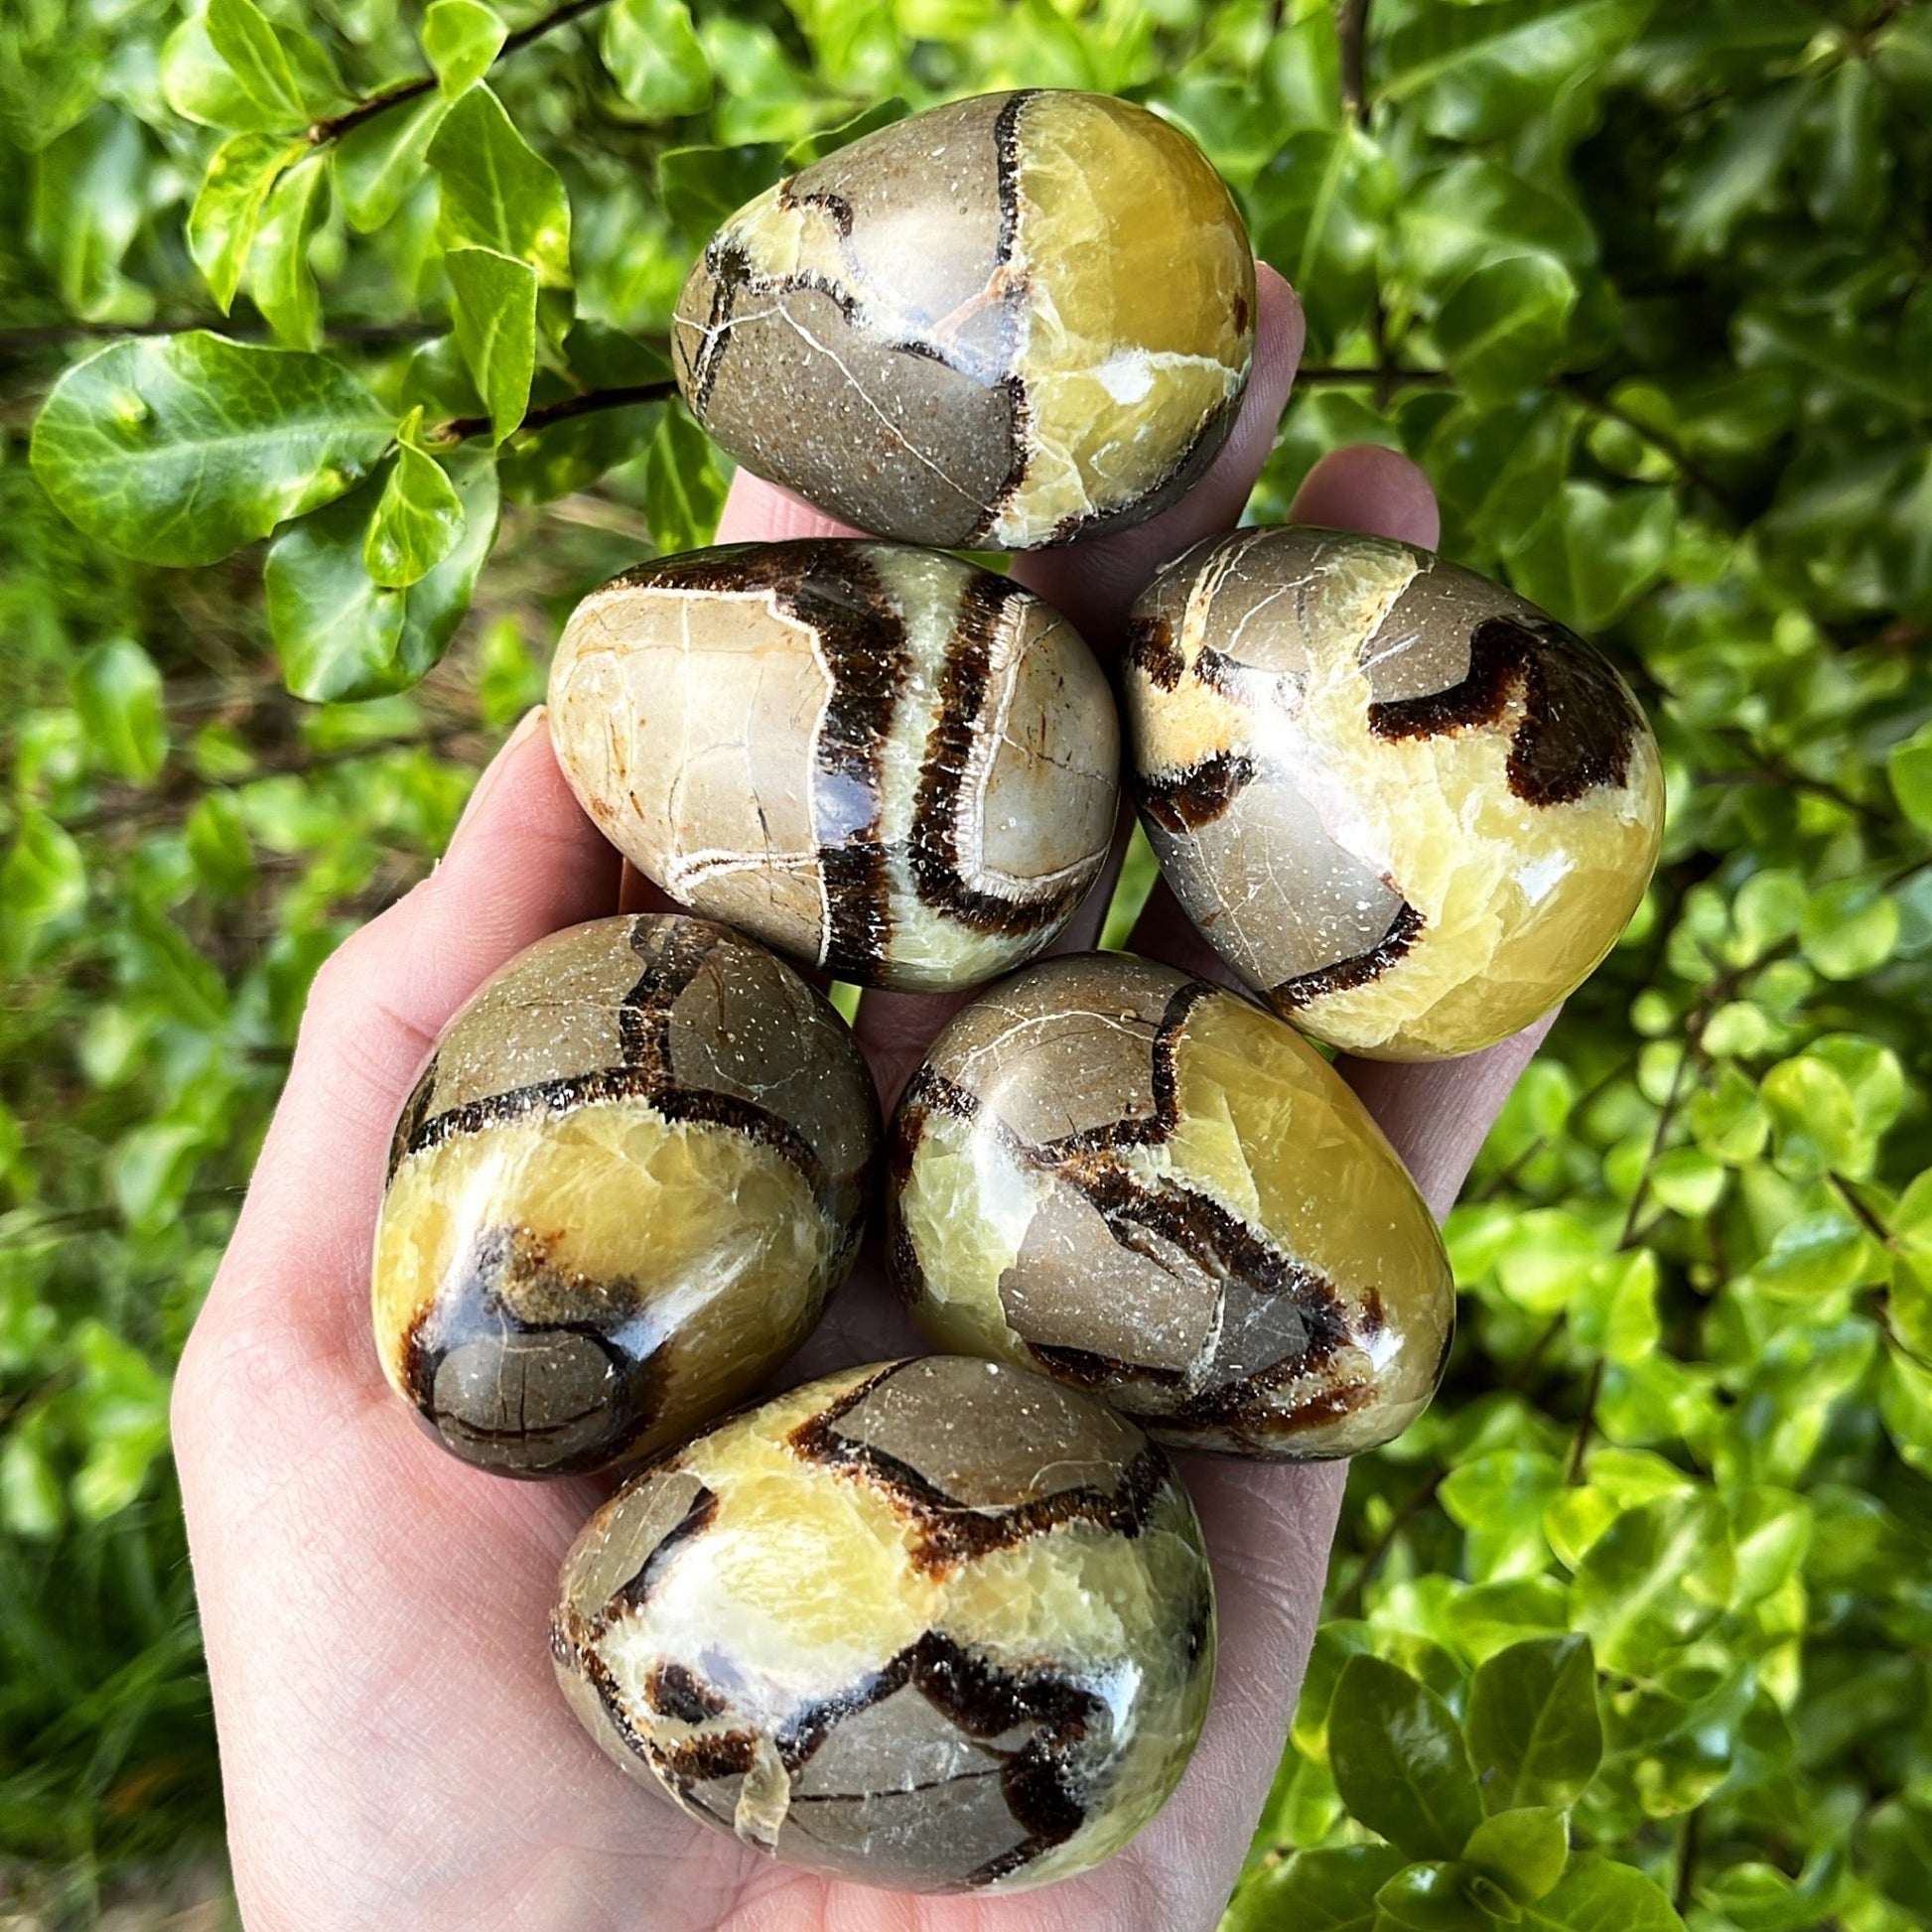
[452,706,548,844]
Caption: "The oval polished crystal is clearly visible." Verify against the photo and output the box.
[548,539,1120,992]
[1123,526,1666,1060]
[371,915,878,1477]
[887,954,1453,1457]
[551,1355,1214,1892]
[671,90,1256,549]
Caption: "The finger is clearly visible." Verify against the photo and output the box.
[1014,264,1306,648]
[1289,440,1442,549]
[1338,1016,1557,1219]
[715,468,865,544]
[200,710,621,1369]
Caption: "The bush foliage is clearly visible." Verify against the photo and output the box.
[3,0,1930,1924]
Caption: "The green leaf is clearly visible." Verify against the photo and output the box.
[1759,1053,1859,1178]
[657,140,786,234]
[363,409,466,589]
[248,150,328,348]
[1374,1863,1491,1931]
[334,95,447,232]
[163,12,289,130]
[1,812,87,965]
[1507,483,1674,632]
[424,0,506,94]
[206,0,307,122]
[782,97,909,170]
[1225,1847,1408,1932]
[1441,1450,1564,1582]
[1573,1494,1733,1673]
[445,245,537,445]
[188,131,301,312]
[1250,125,1397,351]
[1400,158,1596,296]
[1517,1856,1685,1932]
[1382,0,1657,141]
[1798,880,1898,981]
[643,403,728,552]
[1661,81,1808,259]
[602,0,714,119]
[1466,1635,1602,1813]
[1857,1798,1932,1921]
[31,334,390,568]
[1879,1343,1932,1480]
[1425,397,1575,558]
[29,108,153,324]
[266,445,499,702]
[1463,1809,1569,1905]
[427,83,572,286]
[71,638,166,784]
[1888,723,1932,834]
[1435,255,1578,405]
[1329,1655,1484,1861]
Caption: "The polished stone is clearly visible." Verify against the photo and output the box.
[371,915,878,1476]
[888,953,1454,1457]
[551,1355,1213,1891]
[549,539,1120,992]
[672,90,1256,549]
[1123,526,1666,1059]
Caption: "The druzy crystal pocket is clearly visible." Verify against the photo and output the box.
[551,1356,1214,1891]
[887,954,1453,1457]
[1124,526,1665,1061]
[371,915,877,1476]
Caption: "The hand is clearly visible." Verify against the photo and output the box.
[173,265,1551,1932]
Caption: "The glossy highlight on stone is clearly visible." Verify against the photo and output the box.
[549,539,1120,992]
[551,1355,1213,1892]
[1124,526,1666,1060]
[671,90,1256,550]
[887,954,1453,1457]
[371,915,878,1477]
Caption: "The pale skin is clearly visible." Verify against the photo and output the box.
[173,265,1554,1931]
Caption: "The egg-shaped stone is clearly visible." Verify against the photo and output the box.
[549,539,1120,992]
[372,914,878,1477]
[671,90,1256,550]
[1123,527,1666,1060]
[886,954,1452,1458]
[551,1354,1213,1892]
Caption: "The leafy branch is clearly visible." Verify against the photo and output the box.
[433,376,677,444]
[307,0,618,144]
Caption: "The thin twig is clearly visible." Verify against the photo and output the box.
[1560,377,1743,525]
[436,378,677,444]
[1336,0,1371,122]
[308,0,617,144]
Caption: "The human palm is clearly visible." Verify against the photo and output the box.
[174,268,1550,1931]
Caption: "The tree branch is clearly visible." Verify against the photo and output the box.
[1560,377,1743,525]
[1337,0,1371,123]
[435,378,678,444]
[308,0,618,145]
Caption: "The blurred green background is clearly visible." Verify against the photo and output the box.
[3,0,1932,1925]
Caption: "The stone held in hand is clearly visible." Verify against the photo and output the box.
[551,1354,1215,1892]
[672,89,1256,549]
[548,538,1121,992]
[1122,525,1666,1060]
[887,952,1454,1457]
[370,913,879,1477]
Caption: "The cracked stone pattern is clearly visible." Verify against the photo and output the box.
[887,954,1454,1457]
[671,90,1255,550]
[548,540,1120,992]
[371,916,879,1476]
[550,1356,1214,1892]
[1123,526,1666,1060]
